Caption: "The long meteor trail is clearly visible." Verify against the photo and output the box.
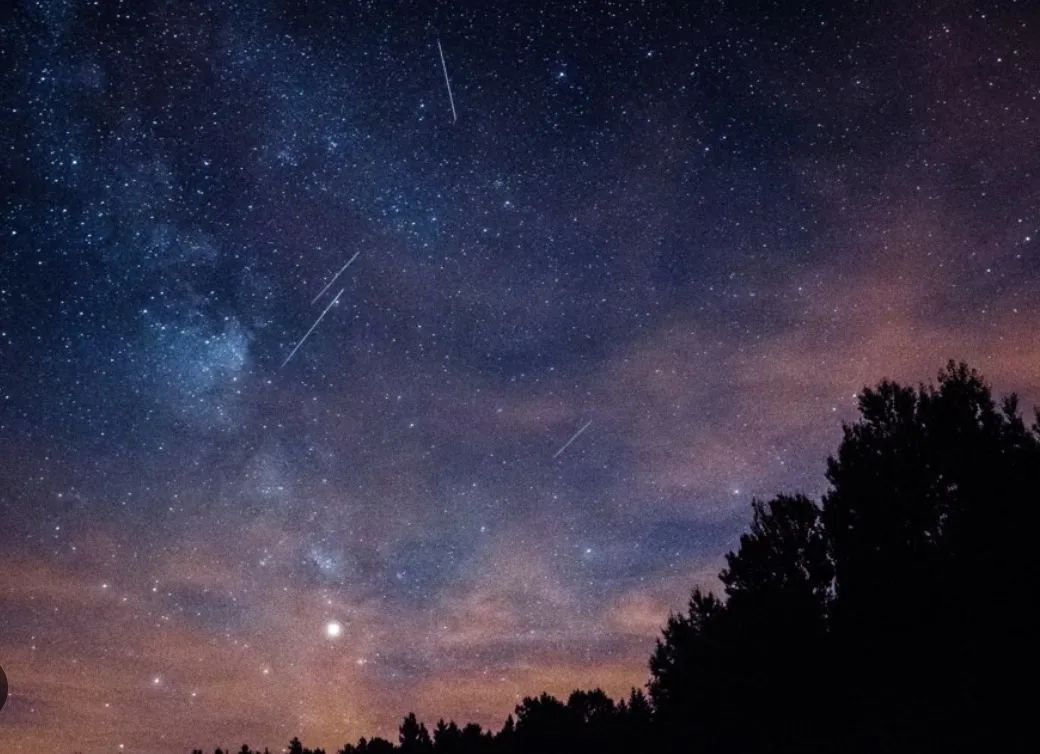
[437,39,458,123]
[312,251,360,304]
[553,419,593,459]
[282,288,345,368]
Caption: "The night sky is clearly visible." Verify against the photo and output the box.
[1,2,1038,752]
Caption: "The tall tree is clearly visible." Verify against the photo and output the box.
[399,713,433,754]
[822,362,1038,751]
[514,693,574,754]
[651,363,1038,752]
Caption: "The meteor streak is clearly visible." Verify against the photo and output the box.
[312,251,360,304]
[437,39,458,123]
[553,419,593,459]
[282,288,345,368]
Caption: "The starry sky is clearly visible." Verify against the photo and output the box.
[1,1,1038,752]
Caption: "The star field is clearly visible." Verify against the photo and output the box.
[1,2,1038,752]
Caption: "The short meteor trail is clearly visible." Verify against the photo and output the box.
[312,251,360,304]
[282,287,345,368]
[436,38,458,123]
[553,419,593,459]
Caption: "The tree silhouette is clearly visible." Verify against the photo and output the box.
[648,588,730,750]
[433,719,461,754]
[650,361,1037,752]
[717,494,834,752]
[492,714,517,754]
[612,688,653,754]
[513,693,572,754]
[341,736,396,754]
[459,722,492,754]
[399,713,433,754]
[820,362,1038,752]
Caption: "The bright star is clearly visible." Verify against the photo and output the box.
[325,620,343,639]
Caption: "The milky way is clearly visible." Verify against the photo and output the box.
[1,2,1038,752]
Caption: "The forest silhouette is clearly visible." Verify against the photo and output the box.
[195,362,1034,754]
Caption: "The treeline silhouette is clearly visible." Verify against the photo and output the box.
[196,363,1034,754]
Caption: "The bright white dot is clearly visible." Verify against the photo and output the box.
[152,676,161,685]
[325,620,343,639]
